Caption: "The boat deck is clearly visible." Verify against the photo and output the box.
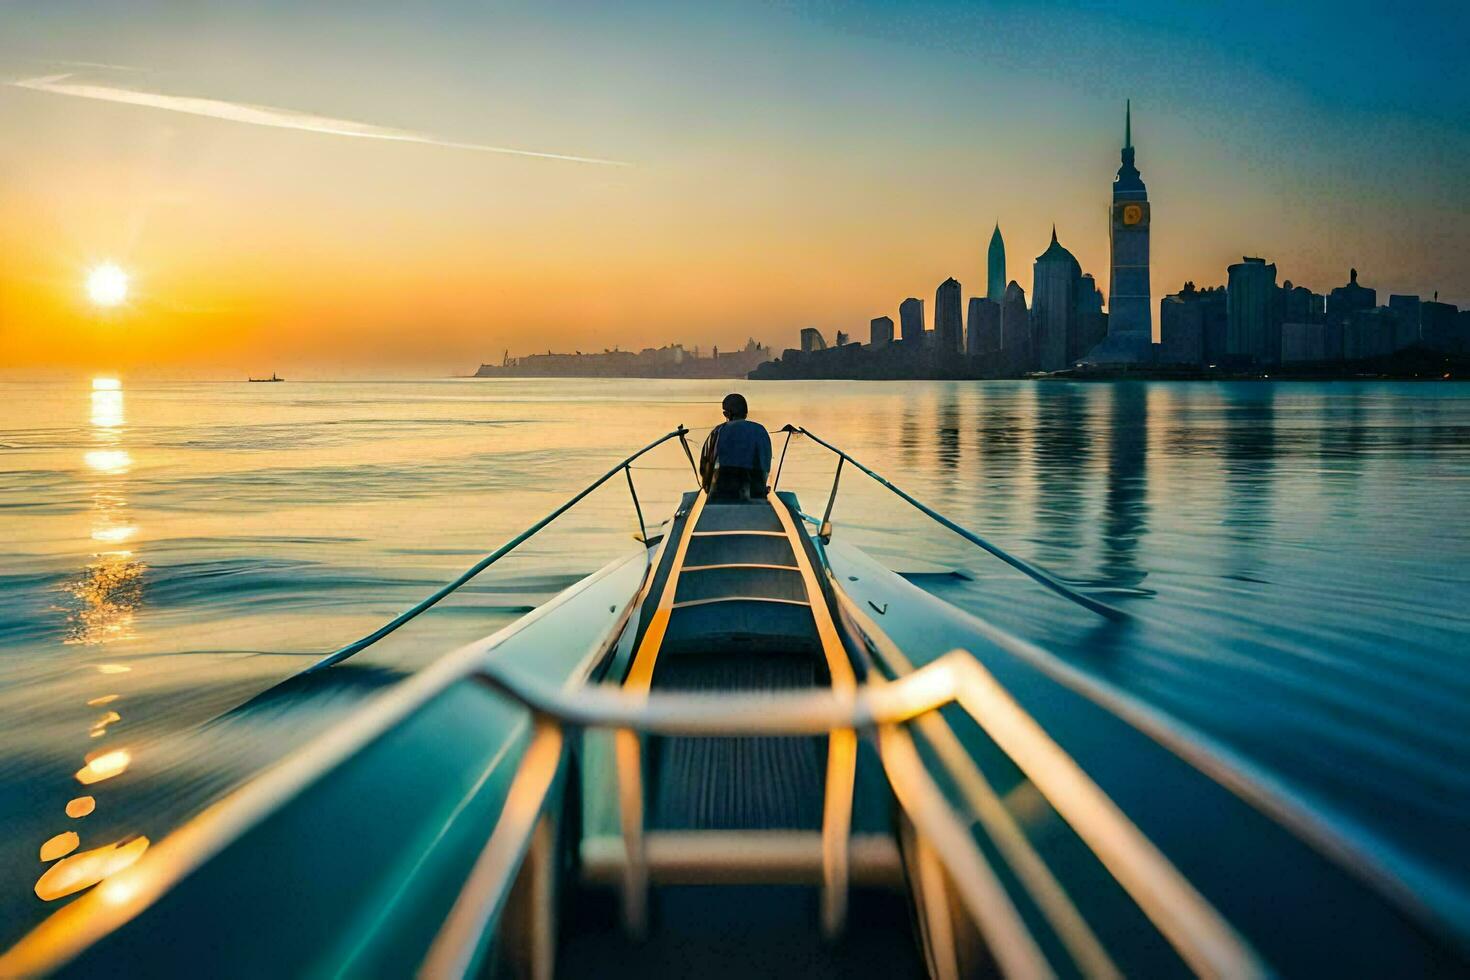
[558,885,923,979]
[570,490,919,967]
[626,492,851,832]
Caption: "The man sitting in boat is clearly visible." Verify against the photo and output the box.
[698,393,772,501]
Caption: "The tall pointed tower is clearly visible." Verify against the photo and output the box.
[1086,100,1154,363]
[987,224,1006,303]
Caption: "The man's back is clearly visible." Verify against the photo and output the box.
[713,418,772,473]
[699,415,773,500]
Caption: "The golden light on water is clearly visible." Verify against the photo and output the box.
[74,749,131,785]
[94,664,131,674]
[39,832,80,863]
[91,525,137,543]
[89,710,122,738]
[87,694,120,706]
[34,836,150,902]
[67,551,145,645]
[84,263,130,307]
[90,387,124,429]
[84,449,132,475]
[65,797,97,818]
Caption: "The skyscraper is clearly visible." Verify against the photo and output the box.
[1000,280,1031,373]
[1226,257,1278,363]
[899,297,925,344]
[1032,226,1082,372]
[1072,273,1107,361]
[987,224,1006,303]
[966,297,999,355]
[1387,294,1421,350]
[1324,269,1375,359]
[1086,100,1153,363]
[1159,282,1227,366]
[1327,268,1377,324]
[870,315,894,348]
[935,277,963,354]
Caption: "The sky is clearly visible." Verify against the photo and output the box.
[0,0,1466,377]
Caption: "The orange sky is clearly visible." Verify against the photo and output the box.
[1,2,1466,377]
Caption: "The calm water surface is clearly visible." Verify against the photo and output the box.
[1,378,1467,944]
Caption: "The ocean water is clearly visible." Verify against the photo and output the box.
[1,377,1467,945]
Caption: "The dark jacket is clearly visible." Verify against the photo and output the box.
[699,419,773,499]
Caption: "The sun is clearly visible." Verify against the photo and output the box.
[85,264,130,307]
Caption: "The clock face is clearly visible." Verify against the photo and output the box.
[1114,201,1149,229]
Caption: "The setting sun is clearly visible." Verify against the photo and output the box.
[85,263,129,307]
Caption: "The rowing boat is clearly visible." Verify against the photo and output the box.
[4,426,1465,978]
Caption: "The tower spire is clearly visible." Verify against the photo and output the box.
[1125,98,1131,149]
[1051,224,1058,244]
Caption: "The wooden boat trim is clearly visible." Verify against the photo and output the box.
[623,491,708,691]
[767,496,859,935]
[679,562,799,572]
[768,497,856,692]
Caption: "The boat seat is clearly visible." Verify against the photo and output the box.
[658,600,822,658]
[673,566,809,604]
[693,501,785,533]
[685,533,798,567]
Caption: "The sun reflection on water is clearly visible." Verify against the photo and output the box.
[67,381,147,647]
[34,837,150,902]
[90,386,123,429]
[38,833,80,863]
[74,749,131,786]
[65,797,96,819]
[83,449,132,475]
[65,555,145,646]
[32,378,153,909]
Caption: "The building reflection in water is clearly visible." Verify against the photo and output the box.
[899,390,927,478]
[1029,384,1092,566]
[973,383,1029,536]
[35,378,148,903]
[1099,384,1150,590]
[1221,385,1277,583]
[1317,389,1367,522]
[935,385,963,491]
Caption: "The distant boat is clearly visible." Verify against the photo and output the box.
[248,373,284,382]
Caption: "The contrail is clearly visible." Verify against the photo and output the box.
[10,74,631,166]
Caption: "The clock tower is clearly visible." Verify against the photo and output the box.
[1086,100,1154,363]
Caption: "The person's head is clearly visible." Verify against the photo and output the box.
[721,393,748,420]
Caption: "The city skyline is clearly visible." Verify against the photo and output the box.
[757,101,1467,379]
[1,1,1467,376]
